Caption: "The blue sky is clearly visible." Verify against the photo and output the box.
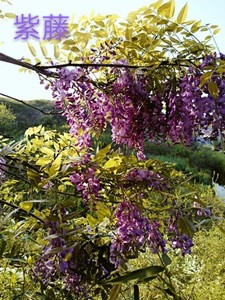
[0,0,224,100]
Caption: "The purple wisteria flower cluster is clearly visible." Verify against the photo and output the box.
[70,166,101,202]
[125,168,168,190]
[33,215,90,299]
[110,201,167,267]
[33,208,119,298]
[167,209,193,256]
[51,53,225,159]
[109,200,205,265]
[193,201,211,217]
[52,67,111,150]
[39,50,224,297]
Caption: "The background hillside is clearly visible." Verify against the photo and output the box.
[0,97,67,138]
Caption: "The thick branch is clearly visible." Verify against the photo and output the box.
[0,52,56,76]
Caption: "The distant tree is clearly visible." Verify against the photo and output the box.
[0,103,17,137]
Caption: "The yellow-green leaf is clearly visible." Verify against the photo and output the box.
[41,147,55,157]
[125,27,132,40]
[40,41,48,57]
[210,25,219,29]
[96,202,111,220]
[95,144,111,159]
[11,272,17,285]
[177,217,196,238]
[104,157,122,170]
[58,184,65,192]
[191,20,201,33]
[213,28,221,35]
[168,0,175,18]
[27,170,40,187]
[20,201,33,213]
[158,2,171,14]
[87,214,98,227]
[27,42,37,57]
[217,65,225,73]
[158,0,175,18]
[4,12,16,18]
[150,0,164,10]
[36,157,52,166]
[176,3,188,24]
[63,39,75,45]
[27,255,33,266]
[54,44,60,58]
[49,154,62,177]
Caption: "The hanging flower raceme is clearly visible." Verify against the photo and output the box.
[110,201,167,267]
[33,210,92,299]
[167,208,193,256]
[51,53,225,159]
[125,168,168,190]
[52,66,111,149]
[51,60,157,159]
[70,166,102,202]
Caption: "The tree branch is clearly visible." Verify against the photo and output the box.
[0,92,60,115]
[0,52,199,77]
[0,198,45,223]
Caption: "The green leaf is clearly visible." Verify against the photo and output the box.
[176,3,188,24]
[104,265,164,285]
[35,292,52,300]
[0,238,6,259]
[200,71,212,87]
[3,208,20,222]
[110,285,121,300]
[46,289,57,300]
[208,81,218,99]
[177,217,195,238]
[27,170,40,187]
[161,253,172,266]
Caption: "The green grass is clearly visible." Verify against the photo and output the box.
[145,141,225,185]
